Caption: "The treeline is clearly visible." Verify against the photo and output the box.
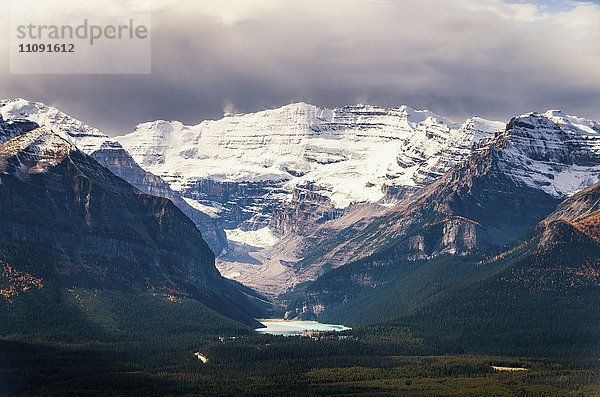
[293,217,600,358]
[0,280,252,344]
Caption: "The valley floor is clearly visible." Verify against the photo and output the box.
[1,336,598,396]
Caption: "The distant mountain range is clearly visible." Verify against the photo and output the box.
[115,103,507,295]
[2,98,599,337]
[115,103,506,230]
[289,110,600,287]
[116,102,600,298]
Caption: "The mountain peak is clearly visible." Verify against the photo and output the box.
[0,98,229,254]
[283,101,316,110]
[395,104,451,125]
[544,109,564,117]
[0,98,112,154]
[117,101,500,209]
[0,98,38,117]
[487,110,600,199]
[509,110,600,136]
[0,126,76,154]
[230,102,322,122]
[0,127,77,177]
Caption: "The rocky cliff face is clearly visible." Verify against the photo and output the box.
[0,115,38,142]
[545,181,600,223]
[182,178,287,230]
[0,127,261,323]
[0,99,227,254]
[497,111,600,197]
[269,182,345,235]
[91,141,227,252]
[540,181,600,246]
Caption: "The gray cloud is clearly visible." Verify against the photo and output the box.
[1,0,599,136]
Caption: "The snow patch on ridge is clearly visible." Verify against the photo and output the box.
[0,98,115,155]
[0,127,77,178]
[182,197,223,219]
[225,227,279,248]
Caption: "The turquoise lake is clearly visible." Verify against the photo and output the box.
[255,320,351,336]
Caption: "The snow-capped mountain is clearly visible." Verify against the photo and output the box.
[116,103,505,232]
[0,99,114,153]
[0,126,78,175]
[5,98,599,299]
[115,102,600,297]
[0,98,227,254]
[288,111,600,317]
[300,108,600,262]
[494,110,600,198]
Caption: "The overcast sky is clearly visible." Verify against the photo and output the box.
[1,0,599,136]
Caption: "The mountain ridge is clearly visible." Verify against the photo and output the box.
[0,99,227,254]
[114,101,508,295]
[0,126,264,325]
[293,180,600,336]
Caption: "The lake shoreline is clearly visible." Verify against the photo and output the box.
[256,318,304,322]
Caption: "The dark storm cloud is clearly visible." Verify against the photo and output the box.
[1,0,599,136]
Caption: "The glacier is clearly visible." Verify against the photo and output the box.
[116,103,506,225]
